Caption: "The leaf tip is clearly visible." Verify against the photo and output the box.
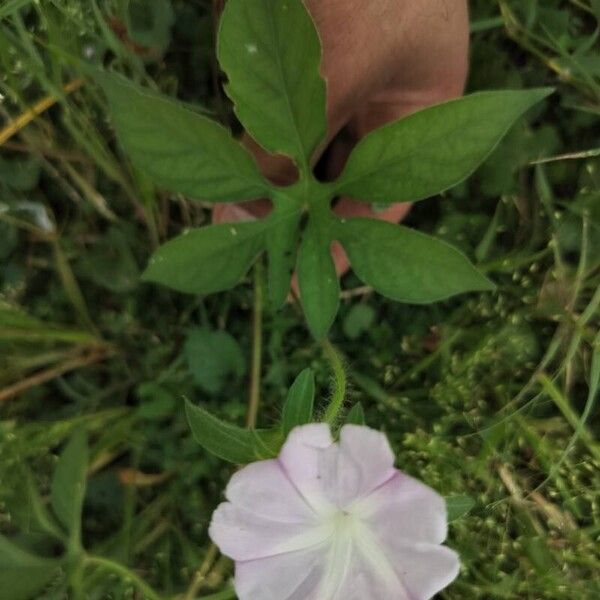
[536,86,556,99]
[346,402,366,426]
[140,262,156,283]
[524,87,555,107]
[183,395,195,421]
[308,321,332,342]
[477,273,496,293]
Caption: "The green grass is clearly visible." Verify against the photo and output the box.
[1,0,599,598]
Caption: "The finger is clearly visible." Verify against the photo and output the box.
[327,0,469,277]
[219,0,424,196]
[329,203,413,278]
[212,199,272,224]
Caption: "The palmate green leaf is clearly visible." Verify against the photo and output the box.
[51,429,88,541]
[336,89,554,204]
[185,399,283,464]
[282,368,315,435]
[143,221,266,295]
[0,535,62,600]
[116,0,552,342]
[297,220,340,340]
[97,72,270,202]
[266,203,302,307]
[218,0,327,170]
[338,218,493,303]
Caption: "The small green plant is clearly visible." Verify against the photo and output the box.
[0,429,167,600]
[1,430,87,600]
[6,0,598,598]
[98,0,551,340]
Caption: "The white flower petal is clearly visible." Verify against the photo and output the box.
[235,545,327,600]
[331,522,459,600]
[386,543,460,600]
[278,423,336,514]
[354,471,448,544]
[211,424,459,599]
[327,543,408,600]
[279,423,396,512]
[225,459,317,523]
[209,502,330,561]
[333,424,396,506]
[317,519,412,600]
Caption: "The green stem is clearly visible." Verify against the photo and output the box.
[70,557,85,600]
[85,555,162,600]
[246,261,264,428]
[322,339,347,425]
[470,15,504,33]
[183,544,219,600]
[52,239,97,334]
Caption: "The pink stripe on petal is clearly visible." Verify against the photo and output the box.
[235,545,327,600]
[209,502,330,561]
[326,543,411,600]
[333,424,397,506]
[353,472,448,545]
[387,543,460,600]
[225,459,318,523]
[279,423,398,512]
[278,424,337,515]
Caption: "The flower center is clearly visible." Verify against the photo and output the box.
[326,508,359,539]
[317,508,411,600]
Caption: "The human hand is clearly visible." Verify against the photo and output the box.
[213,0,470,279]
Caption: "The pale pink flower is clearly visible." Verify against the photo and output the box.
[209,423,459,599]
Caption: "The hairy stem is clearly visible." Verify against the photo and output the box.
[322,339,347,425]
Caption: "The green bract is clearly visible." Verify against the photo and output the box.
[98,0,552,340]
[184,399,283,464]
